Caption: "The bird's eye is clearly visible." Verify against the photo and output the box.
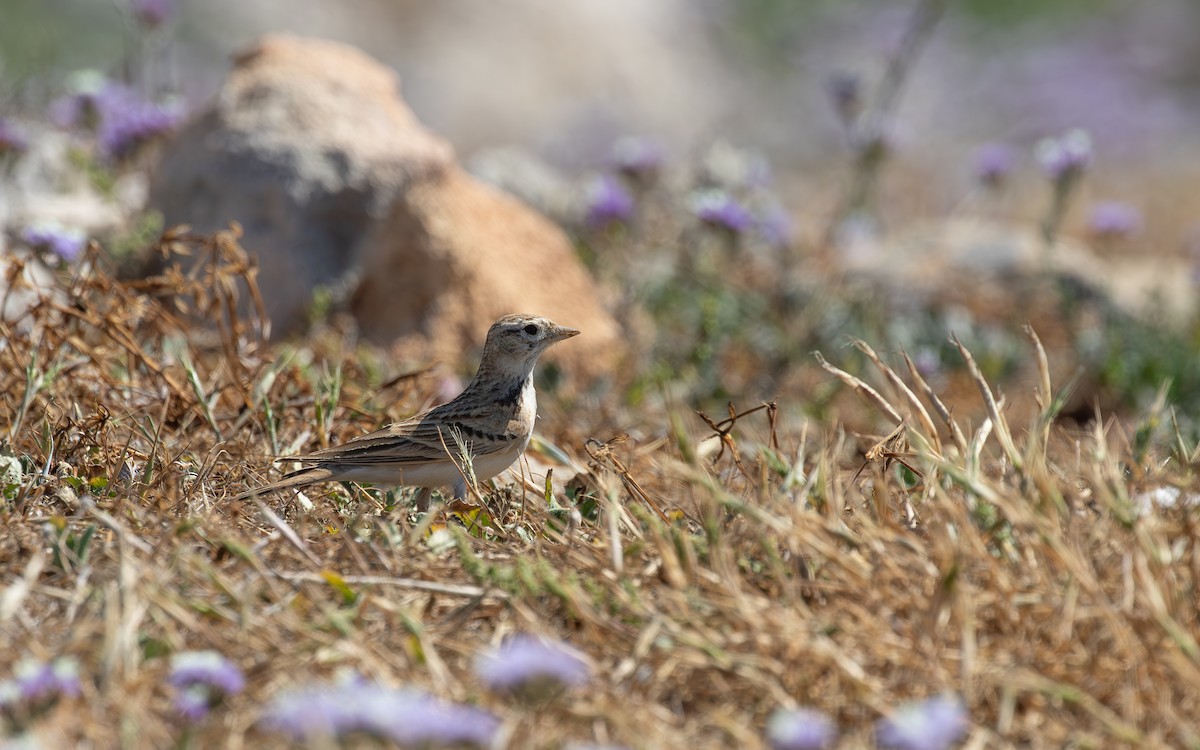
[523,324,539,335]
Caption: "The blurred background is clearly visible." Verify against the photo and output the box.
[4,0,1200,422]
[5,0,1200,183]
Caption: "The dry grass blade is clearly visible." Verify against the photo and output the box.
[950,333,1022,470]
[852,339,941,454]
[813,350,903,424]
[901,348,968,454]
[249,495,323,569]
[274,571,500,599]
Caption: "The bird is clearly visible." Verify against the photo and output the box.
[236,314,580,511]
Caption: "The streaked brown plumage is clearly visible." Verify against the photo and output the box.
[236,314,579,510]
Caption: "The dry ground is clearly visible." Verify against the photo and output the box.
[1,231,1198,749]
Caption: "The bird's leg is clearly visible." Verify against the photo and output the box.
[415,486,433,512]
[451,478,467,501]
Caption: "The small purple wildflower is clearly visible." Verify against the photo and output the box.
[584,174,635,228]
[0,657,81,722]
[169,651,245,696]
[0,119,29,155]
[610,136,664,180]
[875,695,968,750]
[168,651,245,723]
[476,634,591,700]
[766,707,838,750]
[692,189,754,233]
[1087,201,1142,238]
[174,685,213,723]
[50,76,183,160]
[95,87,184,161]
[261,681,499,749]
[973,143,1017,187]
[1036,128,1092,183]
[385,693,499,749]
[21,225,88,263]
[826,72,863,123]
[130,0,174,28]
[259,684,348,739]
[14,658,82,704]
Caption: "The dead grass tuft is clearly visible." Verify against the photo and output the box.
[1,229,1198,748]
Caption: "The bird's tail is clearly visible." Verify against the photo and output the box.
[232,465,336,502]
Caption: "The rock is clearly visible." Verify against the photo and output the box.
[353,165,620,379]
[148,34,620,382]
[465,147,578,227]
[149,34,454,331]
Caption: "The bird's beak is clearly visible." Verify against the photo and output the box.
[550,325,581,342]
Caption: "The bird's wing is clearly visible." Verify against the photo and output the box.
[291,410,514,467]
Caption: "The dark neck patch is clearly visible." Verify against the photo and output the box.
[494,379,525,407]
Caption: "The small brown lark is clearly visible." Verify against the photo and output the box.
[237,314,579,510]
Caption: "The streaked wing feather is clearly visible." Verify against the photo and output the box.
[292,415,511,466]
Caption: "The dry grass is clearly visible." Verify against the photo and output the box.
[1,230,1198,749]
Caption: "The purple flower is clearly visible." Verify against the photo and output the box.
[130,0,174,28]
[476,634,591,700]
[0,119,29,154]
[692,189,754,233]
[261,681,499,749]
[0,657,81,722]
[50,76,183,160]
[21,225,88,262]
[168,651,244,723]
[94,87,184,161]
[610,136,664,180]
[826,72,863,123]
[384,694,499,749]
[584,174,635,228]
[259,684,349,739]
[174,685,214,723]
[1087,201,1142,238]
[169,651,245,696]
[766,707,838,750]
[1036,128,1092,183]
[875,695,968,750]
[973,142,1017,187]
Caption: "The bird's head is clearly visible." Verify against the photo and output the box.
[480,314,580,376]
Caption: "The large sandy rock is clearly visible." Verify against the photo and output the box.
[148,34,619,381]
[354,166,620,378]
